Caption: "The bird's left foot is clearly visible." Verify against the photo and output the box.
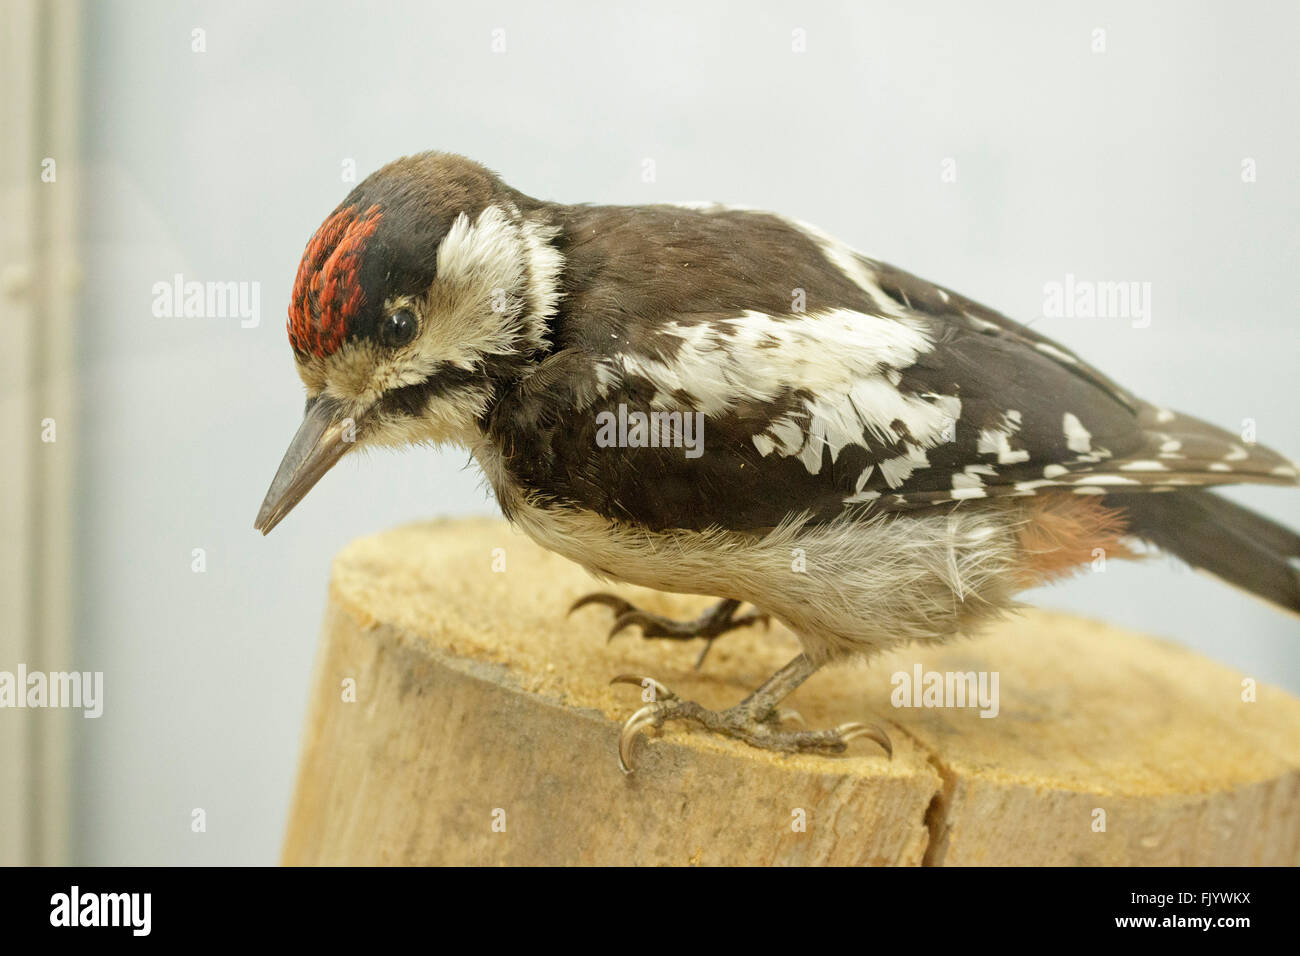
[570,594,768,667]
[610,674,892,773]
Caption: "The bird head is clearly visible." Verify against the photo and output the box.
[254,152,560,533]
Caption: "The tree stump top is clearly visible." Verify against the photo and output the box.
[282,517,1300,865]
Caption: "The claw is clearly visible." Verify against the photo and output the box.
[570,594,765,657]
[693,638,717,670]
[610,674,677,701]
[837,722,893,758]
[607,610,660,641]
[618,704,664,774]
[569,592,635,617]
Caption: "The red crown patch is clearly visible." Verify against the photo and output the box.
[288,203,383,357]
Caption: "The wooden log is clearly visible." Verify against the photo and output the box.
[281,517,1300,866]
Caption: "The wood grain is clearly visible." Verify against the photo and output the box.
[282,517,1300,865]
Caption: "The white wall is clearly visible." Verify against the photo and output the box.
[74,0,1299,864]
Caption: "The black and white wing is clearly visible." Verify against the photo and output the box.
[490,207,1298,532]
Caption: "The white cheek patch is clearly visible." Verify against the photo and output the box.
[381,205,541,394]
[323,204,563,408]
[416,204,532,366]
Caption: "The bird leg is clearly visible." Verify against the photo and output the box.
[611,653,893,773]
[569,594,769,668]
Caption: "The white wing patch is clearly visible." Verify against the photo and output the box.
[608,309,956,479]
[977,410,1031,465]
[560,206,1300,520]
[783,216,907,317]
[1062,412,1093,453]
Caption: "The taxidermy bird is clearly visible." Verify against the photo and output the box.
[256,151,1300,772]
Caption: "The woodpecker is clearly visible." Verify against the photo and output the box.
[256,151,1300,772]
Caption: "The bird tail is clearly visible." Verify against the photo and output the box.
[1108,489,1300,615]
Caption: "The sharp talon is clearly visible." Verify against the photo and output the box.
[618,704,662,773]
[607,611,653,641]
[569,592,634,617]
[837,722,893,758]
[693,638,716,670]
[609,674,676,701]
[780,709,805,726]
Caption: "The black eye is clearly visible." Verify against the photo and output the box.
[378,308,418,348]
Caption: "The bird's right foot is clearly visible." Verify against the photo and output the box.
[609,673,892,773]
[569,594,769,667]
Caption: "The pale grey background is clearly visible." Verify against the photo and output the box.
[72,0,1298,864]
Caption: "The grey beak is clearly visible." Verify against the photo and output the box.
[254,396,363,535]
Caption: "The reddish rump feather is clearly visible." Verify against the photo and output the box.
[1015,492,1140,587]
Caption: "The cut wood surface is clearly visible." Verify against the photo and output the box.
[281,517,1300,866]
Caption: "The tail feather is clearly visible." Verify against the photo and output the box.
[1109,489,1300,615]
[1131,406,1299,484]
